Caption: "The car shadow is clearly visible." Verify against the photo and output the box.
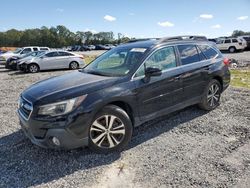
[0,106,207,187]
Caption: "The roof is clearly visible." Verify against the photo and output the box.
[118,36,212,49]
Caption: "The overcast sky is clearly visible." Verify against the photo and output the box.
[1,0,250,38]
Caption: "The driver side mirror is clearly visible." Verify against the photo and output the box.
[145,67,162,77]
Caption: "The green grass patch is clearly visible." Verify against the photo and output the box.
[230,69,250,89]
[84,57,96,64]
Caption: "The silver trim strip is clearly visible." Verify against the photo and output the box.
[18,96,33,121]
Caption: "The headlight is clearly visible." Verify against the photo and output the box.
[38,95,87,116]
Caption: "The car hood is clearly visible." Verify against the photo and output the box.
[22,71,120,105]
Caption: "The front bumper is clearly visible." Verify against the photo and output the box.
[18,109,90,149]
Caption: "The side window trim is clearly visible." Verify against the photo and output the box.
[132,45,178,79]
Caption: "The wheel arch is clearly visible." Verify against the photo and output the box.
[212,76,223,89]
[106,101,135,127]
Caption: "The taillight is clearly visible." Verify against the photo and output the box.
[80,56,84,59]
[223,58,230,66]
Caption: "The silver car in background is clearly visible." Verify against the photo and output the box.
[18,51,85,73]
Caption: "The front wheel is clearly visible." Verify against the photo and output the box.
[198,79,222,111]
[28,64,39,73]
[88,105,133,153]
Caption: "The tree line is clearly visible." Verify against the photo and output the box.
[0,25,249,48]
[0,25,132,48]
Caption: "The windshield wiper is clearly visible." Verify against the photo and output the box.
[81,69,109,76]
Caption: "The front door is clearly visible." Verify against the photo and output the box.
[40,51,60,70]
[133,46,183,121]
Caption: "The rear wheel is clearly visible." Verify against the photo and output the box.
[229,47,236,53]
[198,79,222,111]
[28,64,39,73]
[69,61,79,70]
[88,105,133,153]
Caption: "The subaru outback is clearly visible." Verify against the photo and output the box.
[17,36,230,153]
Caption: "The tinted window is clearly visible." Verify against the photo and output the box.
[58,52,74,56]
[177,45,200,65]
[40,48,49,51]
[33,48,38,51]
[232,39,238,43]
[45,52,58,57]
[135,46,176,77]
[224,39,231,43]
[21,48,32,54]
[198,45,220,59]
[197,47,207,61]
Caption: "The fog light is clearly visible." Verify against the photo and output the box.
[52,137,60,146]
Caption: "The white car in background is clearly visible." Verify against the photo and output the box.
[0,46,50,63]
[216,38,247,53]
[18,50,85,73]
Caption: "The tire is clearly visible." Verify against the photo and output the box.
[69,61,79,70]
[198,79,222,111]
[229,47,236,53]
[28,64,39,73]
[88,105,133,153]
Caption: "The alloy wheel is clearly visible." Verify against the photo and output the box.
[70,62,78,69]
[90,115,126,149]
[29,65,38,73]
[207,83,220,107]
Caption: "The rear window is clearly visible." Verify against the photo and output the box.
[198,45,221,59]
[40,48,49,51]
[232,39,238,43]
[177,45,200,65]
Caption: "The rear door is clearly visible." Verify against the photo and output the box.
[57,51,72,68]
[177,44,208,101]
[133,46,183,121]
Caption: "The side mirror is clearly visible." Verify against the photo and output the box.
[145,67,162,77]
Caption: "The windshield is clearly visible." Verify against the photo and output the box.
[13,48,22,54]
[83,47,147,77]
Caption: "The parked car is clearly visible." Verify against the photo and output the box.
[0,50,7,55]
[5,51,47,70]
[94,44,106,50]
[0,46,50,63]
[17,50,85,73]
[17,36,230,153]
[88,45,96,50]
[238,36,250,50]
[216,38,247,53]
[80,45,91,51]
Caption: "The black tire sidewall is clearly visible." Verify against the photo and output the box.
[88,105,133,153]
[199,79,222,111]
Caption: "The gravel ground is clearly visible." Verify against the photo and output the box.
[0,65,250,188]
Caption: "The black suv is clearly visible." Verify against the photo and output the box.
[17,36,230,153]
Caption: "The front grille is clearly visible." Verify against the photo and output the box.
[19,97,33,120]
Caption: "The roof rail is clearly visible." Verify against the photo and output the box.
[127,38,159,43]
[158,35,208,43]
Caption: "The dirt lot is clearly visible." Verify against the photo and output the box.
[0,54,250,187]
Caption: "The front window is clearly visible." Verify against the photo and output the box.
[83,47,147,77]
[135,46,177,77]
